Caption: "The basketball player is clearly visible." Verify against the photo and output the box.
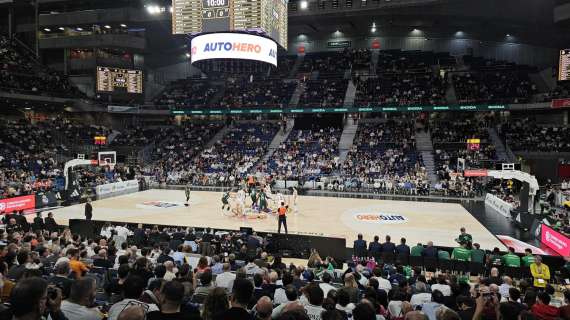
[236,188,247,216]
[250,187,258,209]
[292,187,299,213]
[184,183,191,207]
[221,191,231,211]
[277,202,288,234]
[258,189,270,212]
[276,192,285,208]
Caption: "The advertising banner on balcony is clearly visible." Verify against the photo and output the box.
[0,195,36,213]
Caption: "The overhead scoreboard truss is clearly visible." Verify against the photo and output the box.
[173,0,286,68]
[172,0,287,49]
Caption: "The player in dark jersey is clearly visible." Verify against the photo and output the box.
[185,183,191,207]
[221,191,230,211]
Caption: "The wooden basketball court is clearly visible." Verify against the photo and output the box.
[50,189,505,250]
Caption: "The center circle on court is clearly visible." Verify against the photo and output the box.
[135,191,204,209]
[341,205,409,233]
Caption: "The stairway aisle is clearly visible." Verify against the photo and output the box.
[262,118,295,162]
[487,127,510,162]
[415,129,439,186]
[338,118,359,162]
[205,125,230,148]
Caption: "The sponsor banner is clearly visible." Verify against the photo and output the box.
[327,40,351,48]
[191,33,278,66]
[540,224,570,257]
[551,98,570,109]
[0,195,36,213]
[496,235,552,255]
[464,169,488,177]
[95,180,139,197]
[341,205,409,234]
[108,105,140,113]
[171,104,508,115]
[354,213,408,224]
[484,193,513,218]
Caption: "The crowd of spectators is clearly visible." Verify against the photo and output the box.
[430,116,495,197]
[0,216,568,320]
[154,78,218,109]
[298,51,354,75]
[0,117,133,199]
[298,79,349,108]
[0,35,82,98]
[219,78,297,109]
[354,73,447,107]
[189,123,279,186]
[453,72,536,104]
[339,120,430,195]
[499,118,570,152]
[143,122,224,184]
[266,127,342,181]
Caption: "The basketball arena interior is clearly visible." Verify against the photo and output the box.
[0,0,569,319]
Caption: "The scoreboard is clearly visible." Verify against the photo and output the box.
[559,49,570,81]
[172,0,288,49]
[96,67,143,94]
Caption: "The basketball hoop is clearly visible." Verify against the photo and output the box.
[97,151,117,171]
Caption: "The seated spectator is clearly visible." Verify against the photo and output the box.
[108,275,160,320]
[60,278,103,320]
[303,283,325,320]
[148,280,201,320]
[531,292,560,320]
[221,278,254,320]
[203,287,230,320]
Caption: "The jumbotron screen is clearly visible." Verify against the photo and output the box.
[172,0,288,49]
[96,67,143,94]
[559,49,570,81]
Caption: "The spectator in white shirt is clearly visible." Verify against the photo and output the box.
[430,275,451,297]
[61,278,104,320]
[274,272,294,305]
[319,273,337,298]
[272,285,300,319]
[214,263,236,292]
[303,283,325,320]
[410,282,432,308]
[336,288,356,316]
[163,261,177,281]
[371,267,392,293]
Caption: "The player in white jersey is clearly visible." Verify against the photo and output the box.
[264,184,272,197]
[292,187,298,204]
[291,186,299,213]
[235,188,247,216]
[276,192,285,207]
